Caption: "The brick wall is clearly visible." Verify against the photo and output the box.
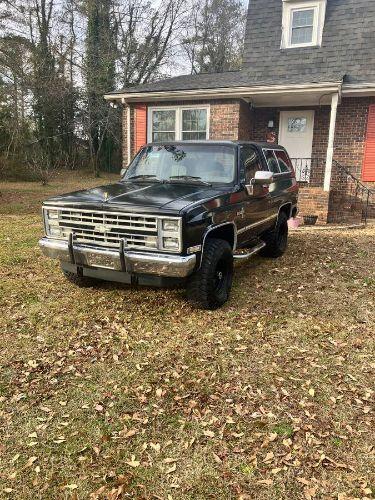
[121,99,253,166]
[328,97,375,222]
[298,187,329,224]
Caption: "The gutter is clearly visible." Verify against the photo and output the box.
[104,82,342,102]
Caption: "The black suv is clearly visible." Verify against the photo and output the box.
[40,141,298,309]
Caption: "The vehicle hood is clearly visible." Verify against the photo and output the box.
[43,181,226,213]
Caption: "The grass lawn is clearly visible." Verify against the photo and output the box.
[0,173,374,499]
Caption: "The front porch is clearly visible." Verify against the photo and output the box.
[117,89,375,225]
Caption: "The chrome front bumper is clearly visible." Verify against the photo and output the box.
[39,238,196,278]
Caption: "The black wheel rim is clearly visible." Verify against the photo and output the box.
[213,258,228,293]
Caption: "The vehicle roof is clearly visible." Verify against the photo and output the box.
[146,140,286,150]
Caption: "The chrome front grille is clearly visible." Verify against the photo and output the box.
[57,208,158,250]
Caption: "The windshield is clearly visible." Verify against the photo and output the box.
[123,144,236,185]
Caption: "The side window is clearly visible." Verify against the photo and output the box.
[263,149,280,174]
[274,150,293,173]
[240,146,263,184]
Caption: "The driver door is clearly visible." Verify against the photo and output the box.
[236,145,270,246]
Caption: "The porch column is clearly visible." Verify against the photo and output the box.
[324,93,339,191]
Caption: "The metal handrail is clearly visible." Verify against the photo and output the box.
[291,157,374,224]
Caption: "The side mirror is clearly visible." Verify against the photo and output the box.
[253,171,274,185]
[120,167,126,178]
[244,171,273,195]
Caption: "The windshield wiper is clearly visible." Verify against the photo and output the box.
[169,175,211,186]
[126,174,161,182]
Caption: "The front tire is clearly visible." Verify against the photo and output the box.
[187,238,233,310]
[261,212,289,258]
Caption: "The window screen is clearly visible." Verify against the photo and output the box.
[181,109,207,140]
[291,8,314,45]
[152,110,176,142]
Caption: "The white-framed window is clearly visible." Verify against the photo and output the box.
[147,105,210,142]
[281,0,327,49]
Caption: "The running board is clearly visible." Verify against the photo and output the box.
[233,242,266,261]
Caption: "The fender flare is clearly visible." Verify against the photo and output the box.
[277,202,293,222]
[199,221,237,268]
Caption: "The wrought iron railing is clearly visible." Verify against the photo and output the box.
[291,157,326,185]
[330,160,374,225]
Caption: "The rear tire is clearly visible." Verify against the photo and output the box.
[261,212,289,258]
[62,268,99,288]
[186,238,233,310]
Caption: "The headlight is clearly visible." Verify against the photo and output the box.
[158,217,181,252]
[48,209,59,219]
[44,208,63,238]
[162,237,179,249]
[162,219,179,232]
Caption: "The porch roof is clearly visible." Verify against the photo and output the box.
[106,70,345,100]
[105,72,344,107]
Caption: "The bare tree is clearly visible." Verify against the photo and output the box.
[114,0,189,87]
[182,0,246,74]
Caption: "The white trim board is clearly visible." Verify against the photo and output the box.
[105,82,341,102]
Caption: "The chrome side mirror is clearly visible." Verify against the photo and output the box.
[253,170,274,185]
[245,171,274,195]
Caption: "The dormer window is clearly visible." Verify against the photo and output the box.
[281,0,327,49]
[291,9,314,45]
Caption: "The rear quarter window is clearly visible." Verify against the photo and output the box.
[263,149,280,174]
[274,150,293,173]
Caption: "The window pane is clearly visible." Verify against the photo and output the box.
[275,150,293,173]
[182,131,207,140]
[263,150,280,173]
[240,146,262,184]
[125,144,236,185]
[288,117,307,132]
[152,132,176,142]
[292,9,314,27]
[182,109,207,132]
[291,26,313,44]
[152,110,176,133]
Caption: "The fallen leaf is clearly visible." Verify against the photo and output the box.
[25,456,37,468]
[165,463,176,474]
[65,484,78,490]
[150,442,160,453]
[257,479,273,485]
[203,430,215,438]
[271,467,282,474]
[125,456,140,468]
[263,452,274,463]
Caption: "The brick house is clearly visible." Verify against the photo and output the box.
[105,0,375,223]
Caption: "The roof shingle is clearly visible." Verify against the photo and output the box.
[108,0,375,95]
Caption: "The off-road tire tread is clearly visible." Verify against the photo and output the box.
[260,212,288,258]
[187,238,233,310]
